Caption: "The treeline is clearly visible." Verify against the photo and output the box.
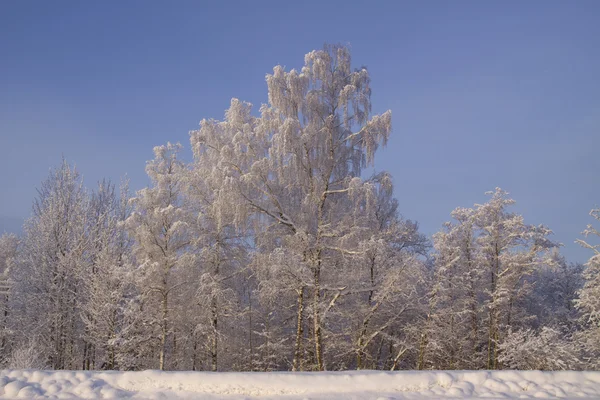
[0,45,598,372]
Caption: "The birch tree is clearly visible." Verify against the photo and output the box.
[186,121,252,371]
[0,233,18,364]
[125,143,190,370]
[340,174,428,370]
[575,207,600,368]
[530,252,583,331]
[498,327,581,370]
[192,44,392,371]
[80,179,134,369]
[15,160,89,369]
[424,189,557,370]
[421,209,481,370]
[476,188,557,369]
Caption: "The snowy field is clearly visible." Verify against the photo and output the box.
[1,370,600,399]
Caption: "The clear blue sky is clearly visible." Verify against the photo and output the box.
[1,1,599,263]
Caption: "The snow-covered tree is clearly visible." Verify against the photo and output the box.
[80,179,134,369]
[424,189,557,370]
[498,327,581,370]
[529,252,583,332]
[192,44,392,371]
[337,174,428,370]
[125,143,190,370]
[420,206,482,370]
[0,233,18,363]
[186,125,251,371]
[7,339,48,369]
[575,207,600,368]
[476,188,557,369]
[15,160,89,369]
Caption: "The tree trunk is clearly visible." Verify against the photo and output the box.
[313,260,324,371]
[374,336,385,370]
[108,313,117,370]
[211,295,218,372]
[465,235,479,368]
[292,286,305,371]
[417,332,427,370]
[191,333,198,371]
[248,284,253,371]
[390,347,407,371]
[1,293,8,355]
[159,290,168,371]
[82,341,88,370]
[172,328,178,370]
[487,243,499,370]
[356,312,374,369]
[486,308,494,370]
[369,255,375,304]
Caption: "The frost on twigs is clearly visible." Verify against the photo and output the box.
[574,207,600,367]
[423,188,560,370]
[190,44,398,371]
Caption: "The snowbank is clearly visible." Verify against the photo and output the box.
[1,369,600,399]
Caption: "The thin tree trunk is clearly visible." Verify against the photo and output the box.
[487,242,499,370]
[92,343,96,370]
[211,295,218,372]
[313,259,324,371]
[172,328,178,370]
[191,333,198,371]
[159,290,168,371]
[248,285,253,371]
[487,307,494,370]
[108,315,117,370]
[465,233,479,368]
[386,340,394,369]
[374,336,385,369]
[292,286,305,371]
[82,341,88,370]
[417,331,427,370]
[1,293,8,355]
[390,348,407,371]
[211,247,221,372]
[359,254,377,370]
[493,328,499,370]
[108,341,115,370]
[356,313,375,369]
[418,290,436,370]
[369,255,375,304]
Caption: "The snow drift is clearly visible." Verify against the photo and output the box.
[1,369,600,399]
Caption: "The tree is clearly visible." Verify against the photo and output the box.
[341,174,428,370]
[0,233,18,364]
[424,189,557,370]
[575,207,600,368]
[15,160,89,369]
[498,327,581,370]
[192,44,392,371]
[80,178,134,370]
[125,143,190,370]
[529,252,583,332]
[186,125,251,371]
[420,207,480,370]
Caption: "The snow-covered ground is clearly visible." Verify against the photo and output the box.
[1,369,600,399]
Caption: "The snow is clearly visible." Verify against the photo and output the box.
[1,370,600,399]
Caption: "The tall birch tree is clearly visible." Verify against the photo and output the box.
[192,44,392,371]
[16,160,89,369]
[125,143,189,370]
[575,207,600,368]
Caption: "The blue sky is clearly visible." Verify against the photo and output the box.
[1,1,599,263]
